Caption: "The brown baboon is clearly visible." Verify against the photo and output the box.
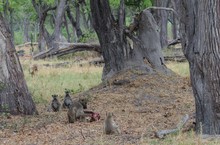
[78,98,88,109]
[67,105,77,123]
[62,91,73,109]
[67,103,85,123]
[29,64,38,77]
[72,100,86,121]
[104,112,121,135]
[51,95,61,112]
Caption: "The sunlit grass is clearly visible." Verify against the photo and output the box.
[166,61,190,77]
[21,59,102,104]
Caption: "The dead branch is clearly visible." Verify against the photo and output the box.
[164,55,186,62]
[33,43,101,60]
[17,42,38,48]
[155,114,189,138]
[168,38,181,46]
[146,6,179,18]
[202,135,220,140]
[80,129,86,140]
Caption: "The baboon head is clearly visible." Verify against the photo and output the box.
[79,98,88,109]
[65,90,70,97]
[52,94,58,100]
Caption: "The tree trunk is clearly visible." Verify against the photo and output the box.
[66,4,83,41]
[179,0,220,134]
[152,0,169,49]
[0,14,37,115]
[52,0,67,50]
[90,0,168,80]
[64,13,71,42]
[75,1,83,41]
[137,10,167,72]
[171,0,179,40]
[32,0,56,52]
[23,17,30,43]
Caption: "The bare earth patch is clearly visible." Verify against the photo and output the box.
[0,71,194,144]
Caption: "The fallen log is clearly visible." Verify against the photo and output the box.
[33,43,101,60]
[17,42,38,48]
[164,55,186,62]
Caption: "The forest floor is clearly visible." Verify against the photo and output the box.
[0,45,216,144]
[0,69,196,144]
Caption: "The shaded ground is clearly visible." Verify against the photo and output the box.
[0,69,194,144]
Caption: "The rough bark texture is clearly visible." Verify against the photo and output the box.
[52,0,67,50]
[91,0,145,79]
[179,0,220,134]
[75,1,83,40]
[137,10,167,72]
[170,0,180,39]
[152,0,169,49]
[31,0,56,52]
[0,14,37,115]
[90,0,168,79]
[66,4,83,40]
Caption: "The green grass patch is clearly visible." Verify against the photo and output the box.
[166,62,190,77]
[22,59,102,104]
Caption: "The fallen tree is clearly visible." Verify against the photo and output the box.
[33,42,101,60]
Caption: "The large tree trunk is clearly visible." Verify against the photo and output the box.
[152,0,169,49]
[179,0,220,134]
[137,10,167,72]
[0,14,37,115]
[90,0,168,80]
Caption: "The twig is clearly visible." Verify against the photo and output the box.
[155,114,190,138]
[80,129,86,140]
[146,6,179,18]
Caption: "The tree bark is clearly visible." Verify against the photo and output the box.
[152,0,170,49]
[66,4,83,41]
[64,13,71,42]
[23,17,30,43]
[52,0,67,50]
[0,14,37,115]
[33,43,101,59]
[179,0,220,134]
[75,1,83,41]
[137,10,167,72]
[90,0,168,80]
[31,0,56,52]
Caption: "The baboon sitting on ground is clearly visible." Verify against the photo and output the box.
[51,94,61,112]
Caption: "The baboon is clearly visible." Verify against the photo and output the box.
[78,98,88,109]
[67,98,88,122]
[104,112,121,135]
[62,91,73,109]
[51,94,61,112]
[29,64,38,77]
[67,103,85,123]
[72,99,87,121]
[67,105,76,123]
